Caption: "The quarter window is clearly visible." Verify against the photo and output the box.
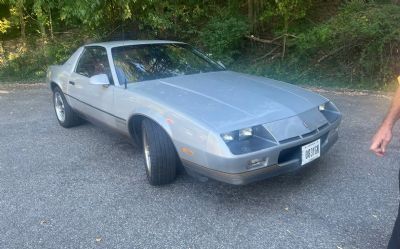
[75,47,112,81]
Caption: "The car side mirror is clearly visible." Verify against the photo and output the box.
[89,74,110,86]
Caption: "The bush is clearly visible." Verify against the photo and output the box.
[0,37,82,82]
[293,1,400,88]
[200,14,249,64]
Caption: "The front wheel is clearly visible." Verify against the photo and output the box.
[53,87,82,128]
[141,119,177,185]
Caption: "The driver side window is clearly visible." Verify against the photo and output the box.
[75,47,112,83]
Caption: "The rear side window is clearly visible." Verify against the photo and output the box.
[75,47,111,79]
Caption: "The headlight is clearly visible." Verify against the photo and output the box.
[220,126,278,155]
[221,127,253,143]
[222,132,235,142]
[239,127,253,140]
[319,101,341,123]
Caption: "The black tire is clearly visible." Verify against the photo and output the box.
[141,119,177,185]
[52,87,82,128]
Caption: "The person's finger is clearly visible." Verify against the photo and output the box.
[371,145,383,156]
[370,138,382,152]
[376,149,384,157]
[381,139,390,154]
[370,139,385,156]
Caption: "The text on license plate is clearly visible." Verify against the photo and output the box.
[301,139,320,166]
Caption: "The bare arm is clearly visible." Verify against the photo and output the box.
[370,77,400,156]
[383,86,400,126]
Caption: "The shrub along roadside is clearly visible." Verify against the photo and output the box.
[200,14,249,64]
[0,1,399,90]
[237,1,400,90]
[0,36,83,82]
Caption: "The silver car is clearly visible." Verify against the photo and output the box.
[47,40,342,185]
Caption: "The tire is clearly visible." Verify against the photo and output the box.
[141,119,177,185]
[53,87,82,128]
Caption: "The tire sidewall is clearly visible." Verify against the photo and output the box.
[141,119,177,185]
[142,124,152,181]
[53,87,67,126]
[52,86,82,128]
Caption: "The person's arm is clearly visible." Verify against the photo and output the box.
[370,77,400,156]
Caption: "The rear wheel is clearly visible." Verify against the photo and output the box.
[53,87,82,128]
[141,119,177,185]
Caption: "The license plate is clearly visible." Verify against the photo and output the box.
[301,139,320,165]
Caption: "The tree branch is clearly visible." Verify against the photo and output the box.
[317,45,347,63]
[245,35,282,46]
[253,46,280,62]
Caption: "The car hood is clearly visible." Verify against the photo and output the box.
[130,71,327,132]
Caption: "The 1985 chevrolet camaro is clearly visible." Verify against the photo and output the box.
[47,40,342,186]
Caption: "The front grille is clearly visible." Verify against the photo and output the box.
[302,129,318,138]
[277,122,330,147]
[279,136,301,144]
[318,123,329,131]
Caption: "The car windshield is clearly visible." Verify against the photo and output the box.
[111,43,224,84]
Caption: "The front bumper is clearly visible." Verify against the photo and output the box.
[182,118,340,185]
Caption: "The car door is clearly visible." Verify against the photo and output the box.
[67,46,117,128]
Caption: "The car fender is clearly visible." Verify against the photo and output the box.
[127,107,215,167]
[48,65,72,94]
[128,107,173,138]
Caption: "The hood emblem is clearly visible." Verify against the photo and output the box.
[303,121,309,128]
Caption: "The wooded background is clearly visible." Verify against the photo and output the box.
[0,0,399,89]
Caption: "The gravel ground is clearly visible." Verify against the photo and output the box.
[0,85,399,249]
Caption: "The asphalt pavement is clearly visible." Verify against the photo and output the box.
[0,84,399,249]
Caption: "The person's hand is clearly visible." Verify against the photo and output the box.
[370,124,393,157]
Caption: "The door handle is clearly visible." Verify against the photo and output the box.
[69,81,75,85]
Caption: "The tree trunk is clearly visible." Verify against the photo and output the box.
[39,22,46,40]
[17,2,26,43]
[0,41,4,65]
[49,8,54,40]
[282,17,289,59]
[248,0,254,32]
[259,0,265,33]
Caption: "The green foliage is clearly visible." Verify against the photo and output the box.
[0,36,82,81]
[293,1,400,88]
[259,0,313,58]
[59,0,133,34]
[0,0,399,89]
[136,1,207,41]
[0,17,10,33]
[200,14,249,64]
[261,0,313,28]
